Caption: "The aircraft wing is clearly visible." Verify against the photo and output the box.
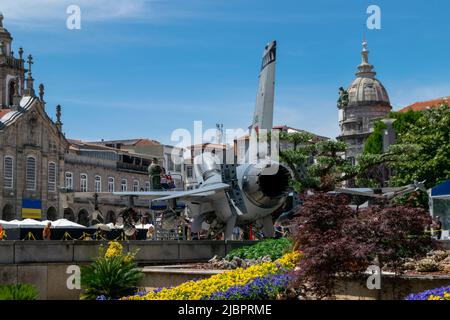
[68,184,229,203]
[112,191,176,200]
[334,188,384,198]
[72,191,176,201]
[152,183,230,201]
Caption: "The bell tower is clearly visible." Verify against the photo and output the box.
[0,13,26,109]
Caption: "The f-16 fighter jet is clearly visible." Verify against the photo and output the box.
[64,41,291,240]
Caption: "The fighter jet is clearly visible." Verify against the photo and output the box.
[65,41,291,240]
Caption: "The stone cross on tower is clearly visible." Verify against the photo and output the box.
[27,54,33,76]
[0,12,4,28]
[24,54,35,96]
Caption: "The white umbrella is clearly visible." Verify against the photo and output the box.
[50,219,86,228]
[92,223,111,231]
[17,219,46,227]
[0,220,20,229]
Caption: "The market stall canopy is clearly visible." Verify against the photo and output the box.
[92,223,111,231]
[42,219,86,229]
[14,219,45,227]
[107,223,123,229]
[430,179,450,199]
[0,220,20,229]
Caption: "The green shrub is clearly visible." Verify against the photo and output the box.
[226,238,293,261]
[80,241,143,300]
[0,284,38,300]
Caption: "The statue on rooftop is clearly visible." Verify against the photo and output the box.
[337,87,349,108]
[148,158,162,190]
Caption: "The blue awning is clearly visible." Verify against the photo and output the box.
[431,179,450,197]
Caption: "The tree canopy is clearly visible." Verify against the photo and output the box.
[389,104,450,206]
[279,132,400,192]
[361,102,450,207]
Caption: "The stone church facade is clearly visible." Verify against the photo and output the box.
[0,14,171,226]
[337,40,392,162]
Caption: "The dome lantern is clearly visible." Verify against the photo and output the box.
[346,40,390,107]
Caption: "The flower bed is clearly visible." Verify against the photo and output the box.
[226,238,293,261]
[405,286,450,300]
[121,251,300,300]
[204,273,293,300]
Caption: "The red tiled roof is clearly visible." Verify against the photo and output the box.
[88,138,161,147]
[67,139,122,152]
[398,97,449,113]
[0,108,12,119]
[134,139,160,146]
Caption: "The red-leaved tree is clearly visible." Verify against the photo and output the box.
[292,193,434,299]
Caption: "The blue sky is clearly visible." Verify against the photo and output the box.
[1,0,450,145]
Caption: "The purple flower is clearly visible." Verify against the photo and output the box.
[405,286,450,300]
[203,273,293,300]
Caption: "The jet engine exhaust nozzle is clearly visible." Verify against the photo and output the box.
[242,163,290,208]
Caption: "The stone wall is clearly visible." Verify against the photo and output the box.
[0,240,255,300]
[0,240,255,265]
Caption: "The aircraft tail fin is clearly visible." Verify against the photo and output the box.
[250,40,277,133]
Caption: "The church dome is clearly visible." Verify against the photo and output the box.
[348,77,390,106]
[347,41,390,107]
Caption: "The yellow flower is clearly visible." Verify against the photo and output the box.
[123,252,135,264]
[105,241,123,259]
[121,250,301,300]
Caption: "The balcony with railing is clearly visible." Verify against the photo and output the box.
[64,153,117,169]
[116,162,148,174]
[4,56,23,69]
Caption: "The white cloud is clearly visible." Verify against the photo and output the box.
[0,0,150,23]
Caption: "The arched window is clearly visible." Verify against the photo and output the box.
[187,166,193,178]
[133,180,139,192]
[8,80,15,106]
[108,177,115,193]
[65,172,73,190]
[26,156,36,191]
[3,156,14,189]
[48,162,56,192]
[94,175,102,193]
[145,181,150,192]
[80,174,88,192]
[120,179,127,192]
